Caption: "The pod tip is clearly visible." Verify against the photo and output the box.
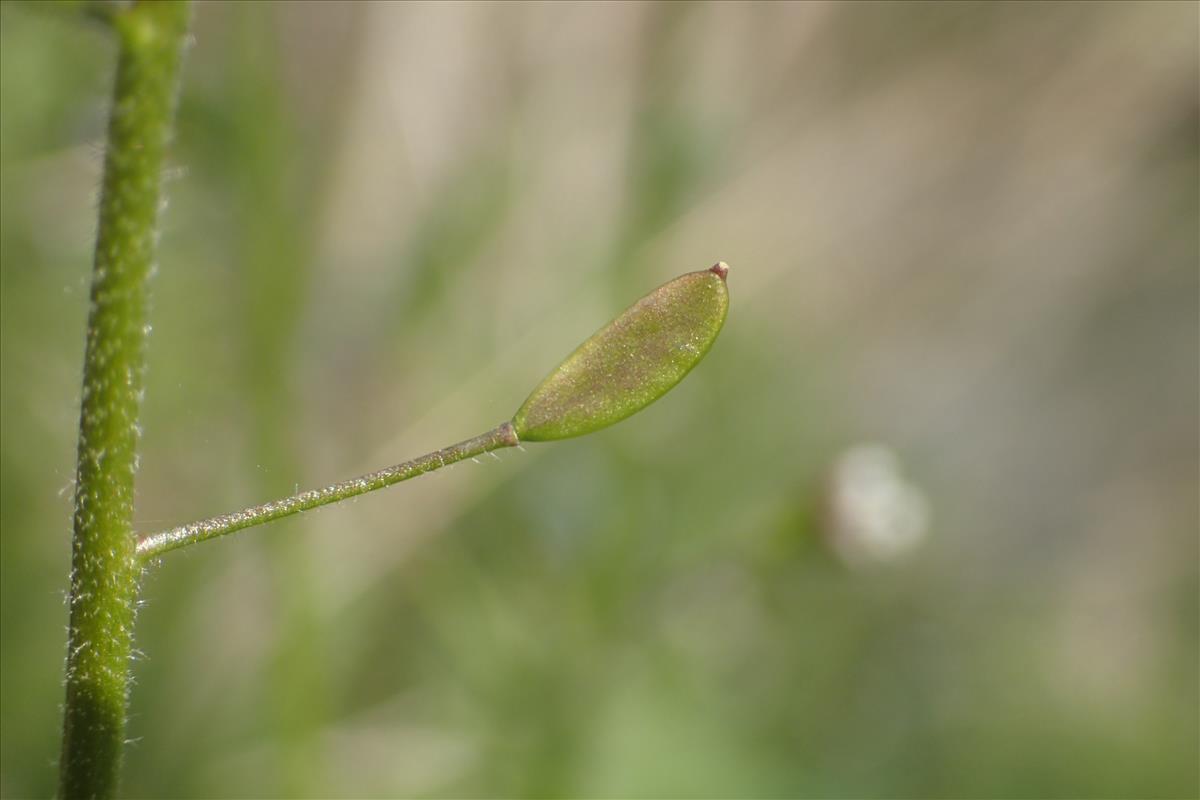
[710,261,730,280]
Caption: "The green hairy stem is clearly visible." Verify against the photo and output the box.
[60,2,190,798]
[136,423,520,560]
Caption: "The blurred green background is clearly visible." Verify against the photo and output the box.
[2,1,1197,797]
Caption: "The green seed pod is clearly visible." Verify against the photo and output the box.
[512,262,730,442]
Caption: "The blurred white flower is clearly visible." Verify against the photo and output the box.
[825,444,930,568]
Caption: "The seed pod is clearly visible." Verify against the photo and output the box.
[512,262,730,442]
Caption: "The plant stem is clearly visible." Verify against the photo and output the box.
[136,422,520,561]
[60,2,190,798]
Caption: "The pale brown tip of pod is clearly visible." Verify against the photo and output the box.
[710,261,730,280]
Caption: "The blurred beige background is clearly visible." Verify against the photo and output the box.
[2,1,1196,797]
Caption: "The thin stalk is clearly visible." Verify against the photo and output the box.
[136,422,520,561]
[60,2,190,798]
